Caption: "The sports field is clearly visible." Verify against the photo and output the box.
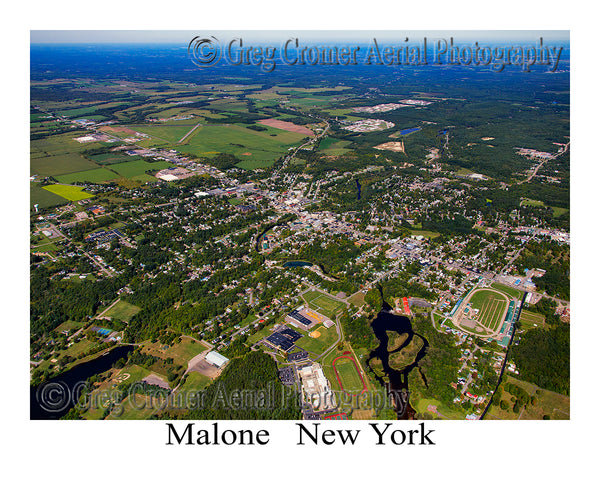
[302,290,346,319]
[469,289,509,331]
[332,354,367,394]
[42,184,94,201]
[294,325,338,355]
[460,288,509,331]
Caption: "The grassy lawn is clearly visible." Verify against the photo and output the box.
[246,325,276,346]
[492,282,522,299]
[127,124,200,144]
[294,325,338,355]
[141,336,207,367]
[42,184,94,201]
[348,291,366,307]
[103,300,141,322]
[407,229,441,239]
[53,320,85,333]
[518,310,547,331]
[469,289,508,331]
[487,375,569,420]
[302,290,346,319]
[179,371,212,394]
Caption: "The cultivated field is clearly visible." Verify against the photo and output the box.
[176,124,306,168]
[30,183,67,209]
[55,168,119,184]
[31,153,98,177]
[110,160,173,179]
[258,118,314,136]
[42,184,94,201]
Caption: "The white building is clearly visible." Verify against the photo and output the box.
[205,350,229,369]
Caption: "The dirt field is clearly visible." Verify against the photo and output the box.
[186,351,221,379]
[142,373,170,389]
[258,118,314,136]
[373,141,405,153]
[99,126,140,136]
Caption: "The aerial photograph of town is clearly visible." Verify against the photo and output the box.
[29,30,570,424]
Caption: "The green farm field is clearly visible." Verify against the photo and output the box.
[55,168,119,184]
[88,153,142,165]
[31,153,98,177]
[30,183,67,209]
[42,184,94,201]
[318,137,353,155]
[110,160,173,179]
[176,124,306,167]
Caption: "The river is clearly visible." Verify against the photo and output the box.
[367,291,429,419]
[30,345,133,420]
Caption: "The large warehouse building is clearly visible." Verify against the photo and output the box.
[205,350,229,369]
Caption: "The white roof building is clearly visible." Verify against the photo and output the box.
[205,350,229,369]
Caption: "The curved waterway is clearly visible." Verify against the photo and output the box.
[367,288,429,419]
[30,345,133,419]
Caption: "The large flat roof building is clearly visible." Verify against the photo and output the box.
[205,350,229,369]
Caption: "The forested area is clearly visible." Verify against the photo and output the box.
[513,240,570,299]
[163,351,301,420]
[510,323,570,395]
[408,316,462,404]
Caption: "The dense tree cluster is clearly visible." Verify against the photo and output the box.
[163,351,301,420]
[510,323,569,395]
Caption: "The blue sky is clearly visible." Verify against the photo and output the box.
[30,30,569,44]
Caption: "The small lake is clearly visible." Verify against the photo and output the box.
[283,261,313,267]
[30,345,133,420]
[400,127,422,136]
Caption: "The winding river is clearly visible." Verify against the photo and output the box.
[367,288,429,419]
